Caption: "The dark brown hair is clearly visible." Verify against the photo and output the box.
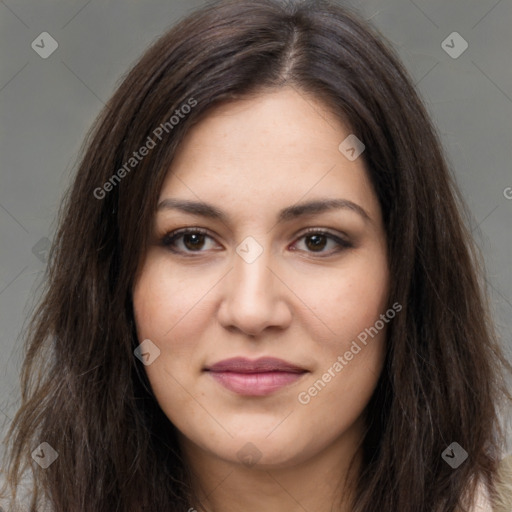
[1,0,510,510]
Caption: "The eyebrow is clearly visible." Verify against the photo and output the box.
[157,197,371,224]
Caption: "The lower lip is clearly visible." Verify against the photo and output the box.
[207,371,305,396]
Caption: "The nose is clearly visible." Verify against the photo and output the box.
[216,243,292,337]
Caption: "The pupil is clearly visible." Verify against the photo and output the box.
[184,233,204,250]
[306,234,326,251]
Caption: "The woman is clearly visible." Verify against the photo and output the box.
[1,0,511,510]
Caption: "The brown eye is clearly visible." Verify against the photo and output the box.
[304,233,328,252]
[161,228,218,253]
[292,229,352,256]
[181,232,207,251]
[160,227,352,257]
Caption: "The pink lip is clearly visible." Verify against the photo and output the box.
[205,357,308,396]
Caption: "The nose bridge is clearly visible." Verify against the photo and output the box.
[232,235,273,298]
[217,235,290,335]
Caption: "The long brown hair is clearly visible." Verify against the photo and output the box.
[1,0,510,510]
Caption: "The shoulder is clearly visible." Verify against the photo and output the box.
[492,453,512,512]
[462,454,512,512]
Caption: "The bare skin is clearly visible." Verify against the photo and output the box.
[132,86,390,512]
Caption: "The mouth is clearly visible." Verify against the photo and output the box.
[204,357,309,396]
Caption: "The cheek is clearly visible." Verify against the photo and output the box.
[290,246,388,406]
[132,260,199,397]
[132,259,207,426]
[290,248,389,350]
[132,256,215,342]
[297,319,387,438]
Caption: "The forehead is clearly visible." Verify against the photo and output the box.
[158,87,380,224]
[170,87,351,164]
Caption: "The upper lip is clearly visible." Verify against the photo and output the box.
[205,357,307,374]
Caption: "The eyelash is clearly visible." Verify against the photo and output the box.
[160,227,352,257]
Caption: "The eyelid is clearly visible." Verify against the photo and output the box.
[299,226,351,243]
[159,226,352,256]
[160,227,216,250]
[291,227,353,255]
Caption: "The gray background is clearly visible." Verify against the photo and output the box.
[1,0,511,466]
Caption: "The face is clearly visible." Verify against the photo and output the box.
[132,87,390,470]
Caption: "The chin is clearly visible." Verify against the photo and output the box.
[209,430,320,469]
